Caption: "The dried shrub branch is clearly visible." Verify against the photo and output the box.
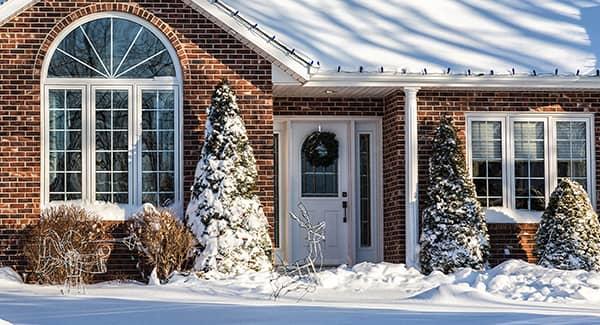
[23,205,111,284]
[127,204,196,281]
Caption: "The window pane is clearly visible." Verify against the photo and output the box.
[48,89,82,201]
[513,121,545,211]
[142,90,176,207]
[359,134,372,248]
[95,90,129,204]
[472,161,486,177]
[556,121,588,191]
[488,161,502,177]
[470,121,502,208]
[301,140,338,198]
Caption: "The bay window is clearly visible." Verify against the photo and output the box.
[467,114,594,218]
[42,14,182,219]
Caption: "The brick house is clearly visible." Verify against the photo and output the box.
[0,0,598,275]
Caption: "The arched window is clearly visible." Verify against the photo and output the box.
[42,13,182,219]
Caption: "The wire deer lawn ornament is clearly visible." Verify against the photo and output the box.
[38,230,114,294]
[271,203,326,300]
[38,230,141,295]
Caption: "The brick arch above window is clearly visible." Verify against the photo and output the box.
[33,2,189,80]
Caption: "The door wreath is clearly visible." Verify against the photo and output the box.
[301,131,339,167]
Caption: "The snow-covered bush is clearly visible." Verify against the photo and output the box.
[185,81,273,276]
[127,204,196,281]
[536,178,600,271]
[419,116,490,274]
[23,205,110,284]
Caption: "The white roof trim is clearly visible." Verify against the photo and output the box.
[304,72,600,90]
[0,0,38,26]
[184,0,311,82]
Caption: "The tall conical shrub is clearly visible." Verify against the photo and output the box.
[536,178,600,271]
[185,81,273,276]
[419,116,490,274]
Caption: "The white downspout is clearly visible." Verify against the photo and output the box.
[404,86,420,269]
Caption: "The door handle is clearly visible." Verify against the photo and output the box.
[342,201,348,223]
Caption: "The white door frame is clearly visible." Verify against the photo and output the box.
[273,116,383,265]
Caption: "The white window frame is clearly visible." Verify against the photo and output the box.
[467,117,508,208]
[466,113,595,223]
[40,12,183,220]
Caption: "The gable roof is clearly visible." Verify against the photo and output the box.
[5,0,600,90]
[222,0,600,78]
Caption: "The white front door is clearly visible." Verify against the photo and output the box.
[290,122,349,265]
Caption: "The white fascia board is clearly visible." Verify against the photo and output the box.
[272,64,301,86]
[0,0,39,26]
[185,0,310,83]
[304,72,600,90]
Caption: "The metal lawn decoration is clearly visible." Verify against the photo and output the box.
[39,230,137,295]
[271,203,326,301]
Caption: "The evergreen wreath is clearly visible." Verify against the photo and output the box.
[302,131,339,167]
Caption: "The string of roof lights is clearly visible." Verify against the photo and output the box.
[332,66,600,77]
[212,0,600,79]
[211,0,315,68]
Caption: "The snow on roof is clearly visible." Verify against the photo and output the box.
[221,0,600,76]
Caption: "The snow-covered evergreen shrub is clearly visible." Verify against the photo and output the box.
[127,204,196,281]
[185,81,273,276]
[536,179,600,271]
[419,116,490,274]
[23,205,110,284]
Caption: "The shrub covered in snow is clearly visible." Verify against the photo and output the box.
[536,178,600,271]
[127,204,196,281]
[185,81,273,276]
[23,205,110,284]
[419,116,490,274]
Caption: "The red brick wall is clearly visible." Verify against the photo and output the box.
[382,90,406,263]
[488,223,538,265]
[274,97,384,116]
[0,1,273,276]
[415,90,600,266]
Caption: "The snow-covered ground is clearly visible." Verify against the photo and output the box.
[2,260,600,324]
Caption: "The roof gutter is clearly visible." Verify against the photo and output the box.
[304,72,600,90]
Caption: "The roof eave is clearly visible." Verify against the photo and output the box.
[303,72,600,90]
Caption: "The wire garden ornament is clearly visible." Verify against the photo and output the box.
[38,230,138,295]
[271,203,326,301]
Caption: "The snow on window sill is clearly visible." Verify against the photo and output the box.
[45,200,183,221]
[485,207,542,224]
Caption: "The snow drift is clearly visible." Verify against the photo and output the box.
[161,259,600,305]
[317,260,600,304]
